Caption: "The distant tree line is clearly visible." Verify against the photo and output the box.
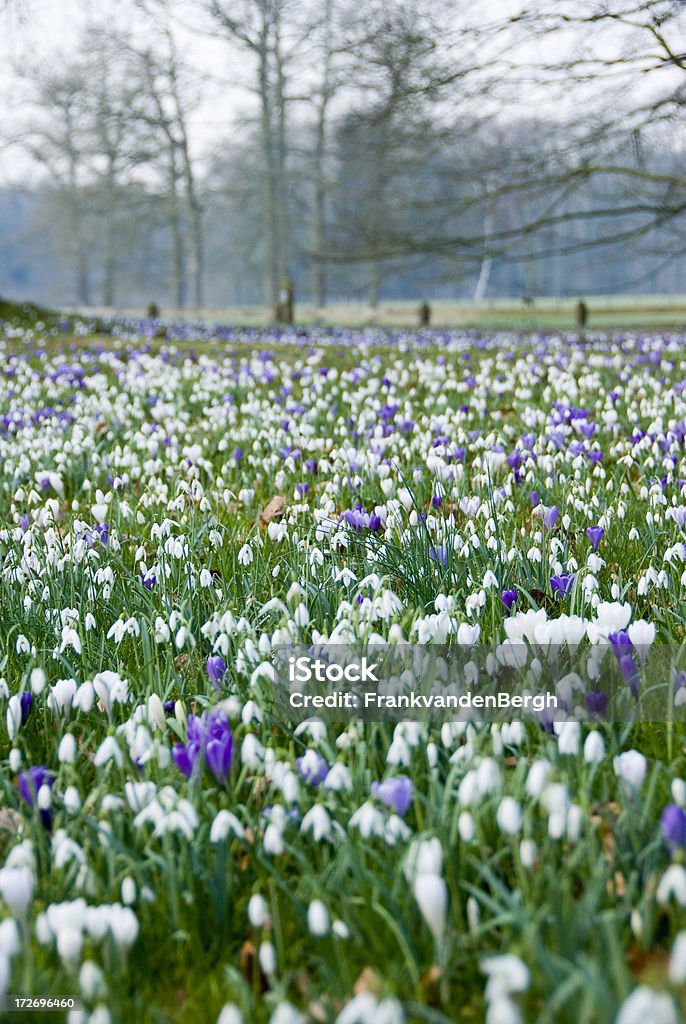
[0,0,685,310]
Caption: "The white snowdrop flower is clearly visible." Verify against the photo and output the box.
[404,836,443,881]
[238,544,253,566]
[627,619,655,661]
[153,618,170,643]
[146,694,166,732]
[8,749,21,773]
[6,696,22,741]
[89,1006,112,1024]
[37,785,52,811]
[241,734,265,769]
[79,961,106,1000]
[458,812,476,842]
[59,626,82,656]
[466,895,480,934]
[48,679,78,715]
[386,735,411,765]
[324,763,353,791]
[613,750,647,792]
[349,801,386,839]
[199,568,212,588]
[63,787,81,815]
[56,926,82,963]
[657,865,686,906]
[520,839,537,868]
[175,626,188,649]
[0,867,34,914]
[583,731,605,764]
[293,603,310,628]
[269,1003,305,1024]
[58,734,76,764]
[496,797,522,836]
[248,894,269,928]
[93,736,124,768]
[0,919,19,958]
[481,954,530,1000]
[30,668,46,694]
[615,987,678,1024]
[121,877,136,905]
[670,932,686,985]
[72,681,94,713]
[672,779,686,807]
[263,823,284,856]
[210,810,245,843]
[301,804,333,842]
[307,900,329,936]
[334,994,378,1024]
[258,940,277,975]
[567,804,584,842]
[413,873,448,943]
[16,635,31,655]
[332,919,349,939]
[217,1006,243,1024]
[555,721,580,756]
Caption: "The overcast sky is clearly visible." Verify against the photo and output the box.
[0,0,681,184]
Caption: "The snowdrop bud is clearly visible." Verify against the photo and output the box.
[332,919,349,939]
[258,941,276,975]
[615,987,678,1024]
[496,797,522,836]
[413,873,448,943]
[7,696,21,740]
[37,785,52,811]
[248,894,269,928]
[567,804,584,842]
[583,731,605,764]
[57,927,82,963]
[121,877,136,905]
[263,824,284,855]
[672,779,686,807]
[520,839,537,868]
[669,932,686,984]
[79,961,106,1000]
[466,896,480,934]
[216,1006,243,1024]
[63,786,81,815]
[9,749,22,772]
[30,668,46,694]
[58,734,76,764]
[147,694,166,732]
[458,812,476,843]
[613,750,647,793]
[307,900,329,936]
[657,864,686,906]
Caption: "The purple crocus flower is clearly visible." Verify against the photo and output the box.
[431,494,443,508]
[296,750,329,786]
[173,709,234,784]
[371,775,413,816]
[501,589,518,612]
[618,653,639,695]
[141,569,157,590]
[550,573,574,596]
[172,742,200,779]
[429,545,448,568]
[18,766,55,829]
[661,804,686,853]
[206,655,227,690]
[295,482,309,498]
[586,691,608,716]
[543,505,559,530]
[204,711,234,785]
[20,692,32,724]
[586,526,604,552]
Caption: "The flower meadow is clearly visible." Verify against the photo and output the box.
[3,321,686,1023]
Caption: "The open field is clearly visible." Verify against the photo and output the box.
[1,318,686,1023]
[57,295,686,331]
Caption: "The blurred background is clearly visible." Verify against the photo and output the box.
[0,0,685,323]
